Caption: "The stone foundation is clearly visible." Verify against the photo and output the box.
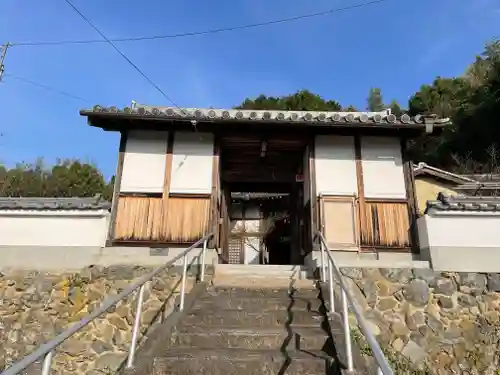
[0,265,196,374]
[340,268,500,375]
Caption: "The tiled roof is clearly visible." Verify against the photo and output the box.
[0,196,111,211]
[412,162,476,184]
[425,192,500,213]
[80,104,451,131]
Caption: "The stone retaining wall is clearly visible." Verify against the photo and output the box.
[340,268,500,375]
[0,265,196,374]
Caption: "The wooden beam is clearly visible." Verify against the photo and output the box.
[354,135,366,247]
[106,131,127,246]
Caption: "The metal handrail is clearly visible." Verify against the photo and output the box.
[315,231,394,375]
[1,233,214,375]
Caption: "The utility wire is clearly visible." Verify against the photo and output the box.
[62,0,181,108]
[4,73,89,103]
[12,0,393,47]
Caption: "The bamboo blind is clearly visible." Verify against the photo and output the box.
[114,196,210,243]
[360,201,410,247]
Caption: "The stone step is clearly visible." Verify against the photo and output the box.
[205,286,320,299]
[153,348,338,375]
[212,276,316,289]
[168,326,331,351]
[181,308,325,327]
[192,296,324,312]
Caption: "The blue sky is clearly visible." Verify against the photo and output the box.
[0,0,499,178]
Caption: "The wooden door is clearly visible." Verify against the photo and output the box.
[320,195,359,251]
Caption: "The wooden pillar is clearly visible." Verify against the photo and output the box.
[160,132,175,239]
[354,135,366,247]
[309,136,318,240]
[106,131,127,246]
[401,138,420,254]
[209,137,221,249]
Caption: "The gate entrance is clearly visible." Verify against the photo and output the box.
[218,132,310,265]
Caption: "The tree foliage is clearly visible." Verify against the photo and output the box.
[367,87,384,112]
[408,39,500,172]
[236,90,342,111]
[0,159,114,200]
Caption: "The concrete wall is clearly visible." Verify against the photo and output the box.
[0,245,219,271]
[414,177,458,215]
[418,212,500,272]
[0,210,109,247]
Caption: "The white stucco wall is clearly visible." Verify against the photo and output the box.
[121,130,169,193]
[170,132,214,194]
[0,210,110,247]
[314,135,357,196]
[418,212,500,272]
[361,136,406,199]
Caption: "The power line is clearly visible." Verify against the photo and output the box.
[13,0,393,47]
[4,73,89,102]
[63,0,181,108]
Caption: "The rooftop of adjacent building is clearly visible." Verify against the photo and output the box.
[0,195,111,211]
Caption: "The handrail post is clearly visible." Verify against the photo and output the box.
[320,240,326,282]
[126,283,146,369]
[41,350,53,375]
[179,253,188,311]
[328,257,335,313]
[342,289,354,372]
[200,239,207,282]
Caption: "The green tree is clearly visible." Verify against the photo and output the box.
[0,159,111,198]
[407,40,500,173]
[389,100,404,117]
[367,87,384,112]
[236,90,342,111]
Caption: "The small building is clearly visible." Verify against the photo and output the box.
[412,162,476,215]
[80,105,449,266]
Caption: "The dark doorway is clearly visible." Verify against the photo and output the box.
[219,132,308,265]
[264,213,291,265]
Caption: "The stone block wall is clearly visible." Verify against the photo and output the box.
[0,265,197,374]
[340,268,500,375]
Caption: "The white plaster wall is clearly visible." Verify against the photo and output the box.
[361,136,406,199]
[315,135,357,196]
[418,213,500,272]
[121,130,169,193]
[0,210,109,247]
[418,213,500,248]
[170,132,214,194]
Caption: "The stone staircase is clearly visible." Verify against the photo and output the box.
[127,281,343,375]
